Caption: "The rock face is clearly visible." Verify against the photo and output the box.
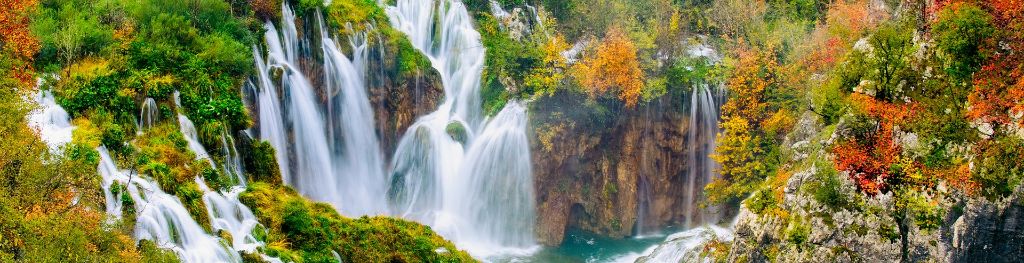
[946,187,1024,262]
[529,93,707,245]
[364,44,443,158]
[725,111,1024,262]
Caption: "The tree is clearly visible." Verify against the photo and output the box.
[967,0,1024,131]
[933,3,996,83]
[0,0,40,86]
[572,27,645,107]
[705,46,779,205]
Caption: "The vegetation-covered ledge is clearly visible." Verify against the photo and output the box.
[238,182,475,262]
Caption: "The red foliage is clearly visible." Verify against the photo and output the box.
[832,95,917,196]
[966,0,1024,129]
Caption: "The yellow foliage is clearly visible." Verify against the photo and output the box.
[528,34,571,96]
[572,27,645,107]
[72,118,103,148]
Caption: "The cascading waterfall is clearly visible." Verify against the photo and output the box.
[247,0,537,258]
[28,90,75,151]
[31,90,241,262]
[321,18,388,215]
[385,0,537,257]
[173,93,270,259]
[251,3,387,216]
[98,147,242,263]
[139,97,159,131]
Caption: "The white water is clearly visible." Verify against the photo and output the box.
[27,90,75,151]
[251,3,387,216]
[385,0,538,257]
[174,94,269,258]
[623,223,735,263]
[139,97,159,131]
[97,147,241,263]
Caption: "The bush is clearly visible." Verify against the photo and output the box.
[807,164,847,210]
[746,188,779,215]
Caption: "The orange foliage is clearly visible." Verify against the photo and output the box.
[832,94,918,196]
[0,0,39,86]
[573,27,645,107]
[721,46,776,125]
[966,0,1024,129]
[825,0,876,42]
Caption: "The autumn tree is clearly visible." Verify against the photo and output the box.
[573,27,645,107]
[706,47,780,205]
[0,0,41,87]
[967,0,1024,132]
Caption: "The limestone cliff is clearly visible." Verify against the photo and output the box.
[724,112,1024,262]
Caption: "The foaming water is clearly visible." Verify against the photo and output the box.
[97,147,241,262]
[27,90,75,151]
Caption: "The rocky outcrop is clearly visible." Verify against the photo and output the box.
[945,186,1024,262]
[365,44,443,157]
[530,93,708,245]
[725,111,1024,262]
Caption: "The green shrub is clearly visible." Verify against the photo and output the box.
[807,164,847,210]
[746,188,779,215]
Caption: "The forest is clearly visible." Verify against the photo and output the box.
[0,0,1021,262]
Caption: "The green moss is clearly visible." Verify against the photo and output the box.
[246,140,283,185]
[785,216,810,246]
[240,182,477,262]
[176,182,213,232]
[445,122,468,144]
[805,163,848,210]
[745,188,779,215]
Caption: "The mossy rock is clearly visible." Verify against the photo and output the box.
[446,121,469,145]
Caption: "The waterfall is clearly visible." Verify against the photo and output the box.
[252,46,290,184]
[385,0,538,257]
[455,102,536,252]
[27,90,75,151]
[245,1,537,257]
[251,3,387,216]
[98,147,242,263]
[139,97,159,132]
[198,178,263,253]
[321,17,388,215]
[682,42,725,228]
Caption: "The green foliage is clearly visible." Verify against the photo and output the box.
[785,216,811,246]
[0,55,178,262]
[36,0,257,151]
[476,13,544,115]
[973,136,1024,200]
[326,0,388,37]
[865,22,917,102]
[745,189,779,215]
[806,164,848,210]
[245,140,283,185]
[239,183,477,262]
[932,4,995,82]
